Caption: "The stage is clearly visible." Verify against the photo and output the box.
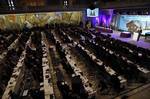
[101,30,150,50]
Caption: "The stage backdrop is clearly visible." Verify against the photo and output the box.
[117,15,150,35]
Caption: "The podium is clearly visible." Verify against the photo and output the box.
[132,32,139,41]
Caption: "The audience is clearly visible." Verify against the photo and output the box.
[0,30,30,98]
[0,23,149,99]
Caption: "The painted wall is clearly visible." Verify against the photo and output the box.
[0,11,83,30]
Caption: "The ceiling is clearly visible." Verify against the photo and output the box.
[0,0,150,14]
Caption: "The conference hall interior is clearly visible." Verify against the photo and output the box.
[0,0,150,99]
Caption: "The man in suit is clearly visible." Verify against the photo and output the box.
[137,27,142,41]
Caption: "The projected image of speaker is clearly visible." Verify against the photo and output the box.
[87,8,99,17]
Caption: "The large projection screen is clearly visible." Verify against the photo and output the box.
[118,15,150,35]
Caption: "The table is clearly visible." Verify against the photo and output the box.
[2,50,26,99]
[53,34,95,98]
[2,36,32,99]
[0,36,20,62]
[126,58,150,75]
[137,65,150,77]
[22,90,28,97]
[133,32,139,41]
[105,66,116,76]
[65,46,95,98]
[120,32,131,38]
[41,39,54,99]
[8,34,22,50]
[0,51,7,61]
[76,43,127,87]
[118,76,127,88]
[95,26,113,33]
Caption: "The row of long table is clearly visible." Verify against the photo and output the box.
[41,33,55,99]
[52,30,96,98]
[93,37,150,76]
[2,35,31,99]
[62,28,127,88]
[0,33,22,61]
[62,44,96,98]
[74,41,127,88]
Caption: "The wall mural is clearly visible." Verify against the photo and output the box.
[0,11,82,30]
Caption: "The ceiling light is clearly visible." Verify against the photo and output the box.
[8,0,11,6]
[11,1,14,5]
[64,0,68,6]
[12,7,15,10]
